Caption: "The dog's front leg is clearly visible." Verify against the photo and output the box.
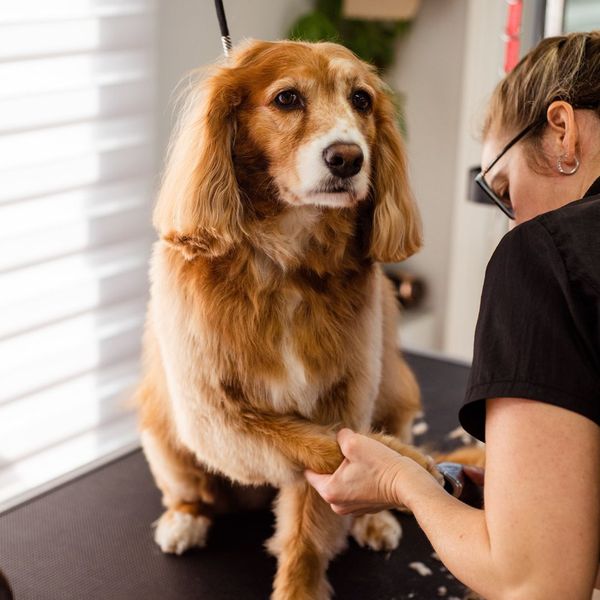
[266,480,349,600]
[241,405,443,483]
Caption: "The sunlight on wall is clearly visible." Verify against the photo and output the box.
[0,0,156,509]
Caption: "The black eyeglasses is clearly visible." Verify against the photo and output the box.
[474,119,541,219]
[474,102,599,219]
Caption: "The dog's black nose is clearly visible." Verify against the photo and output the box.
[323,143,363,178]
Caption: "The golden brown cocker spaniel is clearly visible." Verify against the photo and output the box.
[136,39,442,600]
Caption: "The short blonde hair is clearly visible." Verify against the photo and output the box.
[483,31,600,140]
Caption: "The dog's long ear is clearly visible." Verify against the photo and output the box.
[153,67,243,259]
[369,90,422,263]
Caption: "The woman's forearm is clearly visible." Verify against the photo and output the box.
[394,458,595,600]
[395,464,501,598]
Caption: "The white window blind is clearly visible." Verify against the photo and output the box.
[0,0,156,510]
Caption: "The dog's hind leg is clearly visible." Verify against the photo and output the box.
[372,351,421,442]
[372,279,422,443]
[266,480,349,600]
[141,428,216,555]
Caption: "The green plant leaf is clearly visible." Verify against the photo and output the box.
[339,19,399,70]
[315,0,343,21]
[288,11,339,43]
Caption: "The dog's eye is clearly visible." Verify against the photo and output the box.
[351,90,372,113]
[274,89,302,110]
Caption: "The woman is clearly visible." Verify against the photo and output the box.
[306,31,600,599]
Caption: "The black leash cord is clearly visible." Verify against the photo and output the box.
[214,0,232,57]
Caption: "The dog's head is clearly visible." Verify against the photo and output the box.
[154,39,421,262]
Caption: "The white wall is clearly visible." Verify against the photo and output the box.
[390,0,543,361]
[387,0,469,353]
[442,0,509,361]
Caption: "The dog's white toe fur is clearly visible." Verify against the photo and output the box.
[154,510,211,555]
[351,510,402,551]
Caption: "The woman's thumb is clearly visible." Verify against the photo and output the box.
[304,469,330,493]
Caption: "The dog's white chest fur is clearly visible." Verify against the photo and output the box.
[266,288,319,417]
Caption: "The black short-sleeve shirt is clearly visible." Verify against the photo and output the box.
[458,177,600,442]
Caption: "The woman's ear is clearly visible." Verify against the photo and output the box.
[369,91,422,263]
[153,67,244,259]
[546,100,578,166]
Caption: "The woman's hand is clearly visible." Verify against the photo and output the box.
[305,428,439,516]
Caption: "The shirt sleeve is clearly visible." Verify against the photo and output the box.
[459,220,600,442]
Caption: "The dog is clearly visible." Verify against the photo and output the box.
[136,39,442,600]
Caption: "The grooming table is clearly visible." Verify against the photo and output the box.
[0,351,477,600]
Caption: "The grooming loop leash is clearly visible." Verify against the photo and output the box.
[214,0,232,57]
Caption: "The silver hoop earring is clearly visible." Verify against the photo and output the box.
[557,155,580,175]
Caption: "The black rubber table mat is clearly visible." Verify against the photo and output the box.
[0,351,476,600]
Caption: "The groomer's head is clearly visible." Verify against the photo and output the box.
[481,31,600,224]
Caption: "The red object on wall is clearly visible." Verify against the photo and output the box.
[504,0,523,73]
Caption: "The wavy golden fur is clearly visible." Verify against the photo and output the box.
[137,39,440,600]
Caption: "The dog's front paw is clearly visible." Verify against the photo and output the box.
[301,435,344,474]
[154,509,211,555]
[351,510,402,551]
